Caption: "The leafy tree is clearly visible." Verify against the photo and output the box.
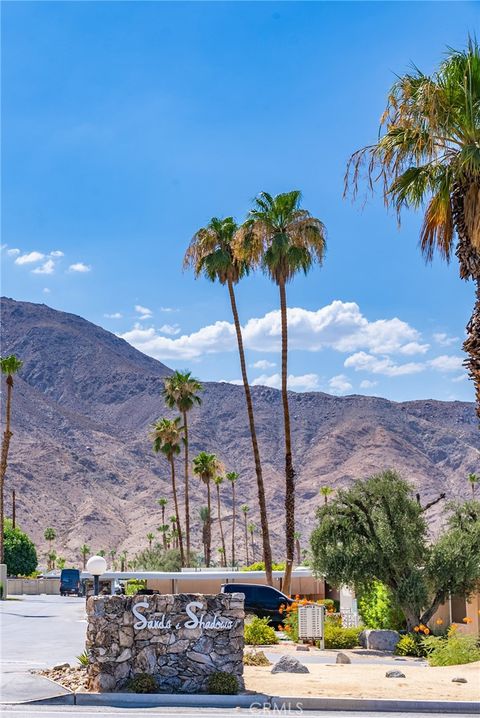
[157,498,168,550]
[214,475,227,565]
[468,473,479,498]
[346,39,480,418]
[80,544,90,570]
[192,451,220,567]
[0,355,23,563]
[310,470,480,630]
[239,191,326,594]
[357,580,405,630]
[184,217,273,585]
[319,486,334,505]
[134,546,182,572]
[226,471,239,566]
[4,519,37,576]
[241,504,250,565]
[163,371,202,561]
[150,417,185,566]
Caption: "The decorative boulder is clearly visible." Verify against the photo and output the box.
[359,629,400,652]
[452,677,467,683]
[271,656,309,674]
[386,670,406,678]
[336,652,351,664]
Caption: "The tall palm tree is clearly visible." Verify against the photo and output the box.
[345,39,480,418]
[184,217,274,585]
[150,417,185,566]
[198,506,211,566]
[80,544,90,570]
[192,451,219,567]
[0,355,23,564]
[241,504,250,565]
[248,522,256,562]
[157,498,168,549]
[163,371,203,562]
[146,532,154,549]
[239,191,326,594]
[226,471,239,566]
[44,527,56,552]
[319,486,334,505]
[213,475,227,565]
[468,473,479,498]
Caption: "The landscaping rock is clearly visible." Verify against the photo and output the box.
[359,629,400,652]
[296,645,310,651]
[385,670,406,678]
[452,677,467,683]
[336,652,351,664]
[271,656,310,674]
[53,663,70,670]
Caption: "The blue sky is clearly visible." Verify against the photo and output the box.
[2,1,479,402]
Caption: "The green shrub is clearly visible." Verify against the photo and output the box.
[244,616,278,645]
[241,561,285,572]
[357,580,405,630]
[125,579,146,596]
[77,650,89,666]
[323,624,363,649]
[243,650,271,666]
[126,673,158,693]
[207,671,239,695]
[395,633,426,657]
[423,627,480,666]
[4,520,37,577]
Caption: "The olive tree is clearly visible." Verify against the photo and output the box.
[310,470,480,630]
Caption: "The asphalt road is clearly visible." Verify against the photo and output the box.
[3,709,479,718]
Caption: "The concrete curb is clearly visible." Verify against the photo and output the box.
[270,695,480,714]
[74,691,269,707]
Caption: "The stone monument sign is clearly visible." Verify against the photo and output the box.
[86,592,245,692]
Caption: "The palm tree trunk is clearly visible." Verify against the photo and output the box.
[279,277,295,596]
[169,457,185,566]
[182,410,191,563]
[0,376,13,565]
[216,485,227,566]
[227,278,273,584]
[250,531,255,562]
[231,482,236,566]
[244,512,249,565]
[161,506,167,550]
[206,483,212,567]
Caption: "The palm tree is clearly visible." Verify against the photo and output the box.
[241,504,250,565]
[120,551,127,572]
[0,355,23,564]
[47,550,57,571]
[239,191,326,594]
[192,452,219,567]
[57,557,66,570]
[213,475,227,565]
[319,486,334,505]
[80,544,90,570]
[217,547,226,567]
[44,527,56,553]
[163,371,203,562]
[97,550,106,557]
[226,471,239,566]
[146,532,154,549]
[157,498,168,549]
[109,549,116,564]
[248,522,256,562]
[345,39,480,418]
[198,506,211,566]
[294,531,302,565]
[184,218,274,585]
[150,417,185,566]
[468,473,479,498]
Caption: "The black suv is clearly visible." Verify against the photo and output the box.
[221,583,293,626]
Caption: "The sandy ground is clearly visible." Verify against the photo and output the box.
[244,660,480,701]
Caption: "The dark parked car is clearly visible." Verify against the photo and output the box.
[221,583,293,625]
[60,568,82,596]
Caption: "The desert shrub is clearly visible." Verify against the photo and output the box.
[125,579,146,596]
[395,633,426,657]
[77,650,89,666]
[243,650,271,666]
[241,561,285,572]
[323,624,363,649]
[244,616,278,645]
[358,580,405,630]
[423,626,480,666]
[126,673,158,693]
[4,520,37,577]
[133,547,181,571]
[207,671,239,695]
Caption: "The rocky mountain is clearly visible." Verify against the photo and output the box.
[1,296,478,565]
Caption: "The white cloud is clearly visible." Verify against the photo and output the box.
[251,372,320,391]
[328,374,353,394]
[251,359,276,370]
[360,379,378,389]
[43,287,51,294]
[160,306,179,313]
[50,250,64,257]
[218,378,244,386]
[427,355,464,373]
[32,259,55,275]
[159,324,181,336]
[398,341,430,355]
[135,304,153,318]
[104,312,123,319]
[344,351,425,377]
[15,251,44,265]
[69,262,91,273]
[120,300,426,362]
[452,373,468,383]
[6,248,20,257]
[433,332,459,347]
